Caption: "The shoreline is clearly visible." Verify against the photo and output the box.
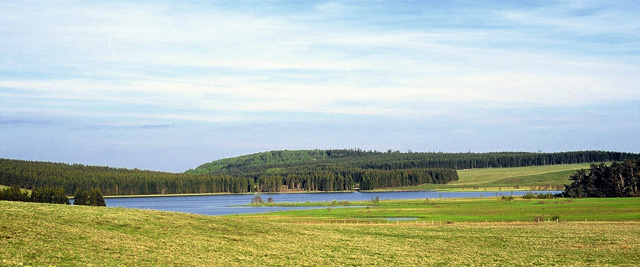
[101,188,559,199]
[102,190,359,198]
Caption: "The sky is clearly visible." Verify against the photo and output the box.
[1,0,639,172]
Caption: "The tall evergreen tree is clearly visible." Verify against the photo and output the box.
[89,188,106,206]
[73,188,89,206]
[52,187,70,205]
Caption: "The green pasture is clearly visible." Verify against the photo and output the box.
[1,200,639,266]
[396,162,595,191]
[251,197,640,223]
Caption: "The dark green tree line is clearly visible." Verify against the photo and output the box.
[253,168,457,192]
[0,159,255,196]
[0,185,70,205]
[4,150,636,196]
[0,185,30,202]
[359,168,458,190]
[562,159,640,198]
[30,187,70,205]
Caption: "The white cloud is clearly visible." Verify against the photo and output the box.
[1,0,639,123]
[496,2,640,36]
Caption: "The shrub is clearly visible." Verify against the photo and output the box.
[522,192,555,199]
[250,194,264,204]
[501,195,514,201]
[537,193,554,199]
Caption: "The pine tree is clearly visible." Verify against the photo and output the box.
[73,188,89,205]
[52,187,70,205]
[89,188,106,206]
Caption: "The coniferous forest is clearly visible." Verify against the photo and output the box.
[0,159,255,195]
[0,150,638,196]
[188,149,637,176]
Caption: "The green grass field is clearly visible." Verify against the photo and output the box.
[396,162,595,191]
[2,197,639,266]
[251,197,640,223]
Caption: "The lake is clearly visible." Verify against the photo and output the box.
[104,190,559,216]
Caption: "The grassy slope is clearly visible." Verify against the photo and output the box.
[2,199,640,266]
[397,163,594,191]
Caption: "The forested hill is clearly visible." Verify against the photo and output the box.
[2,150,637,196]
[188,149,639,176]
[0,159,255,196]
[186,150,637,191]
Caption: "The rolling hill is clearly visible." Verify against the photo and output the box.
[0,150,637,195]
[188,149,637,176]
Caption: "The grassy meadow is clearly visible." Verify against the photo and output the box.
[250,197,640,223]
[396,162,595,191]
[2,162,637,266]
[2,197,640,266]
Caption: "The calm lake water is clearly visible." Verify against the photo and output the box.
[104,190,559,216]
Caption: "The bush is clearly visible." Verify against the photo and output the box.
[537,193,554,199]
[522,192,555,199]
[250,194,264,204]
[501,195,514,201]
